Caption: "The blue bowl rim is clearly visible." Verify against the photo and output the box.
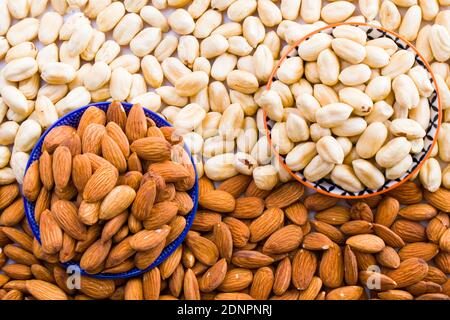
[23,101,199,279]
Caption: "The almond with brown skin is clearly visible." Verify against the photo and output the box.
[105,237,135,268]
[378,289,413,300]
[77,106,106,138]
[199,258,227,293]
[160,246,182,279]
[435,252,450,273]
[99,185,136,220]
[143,267,161,300]
[406,280,442,296]
[424,266,448,285]
[319,244,344,288]
[359,271,397,291]
[326,286,364,300]
[292,249,317,290]
[310,220,346,244]
[273,257,291,295]
[439,229,450,252]
[124,278,144,300]
[2,289,23,300]
[129,227,170,252]
[387,181,423,204]
[51,200,86,240]
[424,188,450,213]
[52,146,72,190]
[185,232,219,266]
[231,250,274,269]
[315,206,351,225]
[142,201,179,229]
[346,234,385,253]
[249,207,284,242]
[341,220,373,235]
[0,198,24,227]
[80,276,116,299]
[199,190,236,213]
[0,183,19,210]
[23,161,41,202]
[344,245,358,285]
[250,267,274,300]
[80,239,112,274]
[223,217,250,248]
[130,137,172,162]
[135,240,166,270]
[183,268,201,300]
[126,103,147,143]
[387,258,429,288]
[285,202,308,226]
[218,175,252,198]
[173,192,194,215]
[30,264,54,283]
[106,122,130,157]
[117,171,143,191]
[230,197,265,219]
[82,124,106,155]
[373,224,405,248]
[131,179,156,221]
[375,196,400,227]
[263,225,303,255]
[84,153,111,171]
[213,222,233,262]
[427,213,449,244]
[43,126,77,154]
[350,202,373,222]
[26,280,68,300]
[244,179,271,199]
[376,246,401,269]
[2,227,33,252]
[297,276,323,300]
[59,233,76,263]
[398,203,437,221]
[60,133,82,156]
[72,154,92,193]
[265,182,304,208]
[2,264,32,280]
[38,151,54,190]
[391,219,427,243]
[107,101,127,130]
[78,201,100,225]
[191,211,222,232]
[304,193,339,211]
[218,268,253,292]
[83,164,118,202]
[303,232,333,250]
[39,209,63,255]
[3,244,39,265]
[199,176,215,197]
[101,211,128,242]
[102,135,127,173]
[148,161,190,182]
[398,242,439,261]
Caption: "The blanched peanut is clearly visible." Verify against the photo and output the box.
[304,155,335,182]
[376,137,412,168]
[315,103,353,128]
[331,164,364,193]
[386,154,413,180]
[352,159,385,190]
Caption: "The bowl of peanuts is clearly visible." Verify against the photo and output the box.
[263,22,443,199]
[22,101,199,279]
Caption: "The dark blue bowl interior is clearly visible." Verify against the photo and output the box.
[23,102,199,279]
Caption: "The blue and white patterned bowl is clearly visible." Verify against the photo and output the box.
[23,102,199,279]
[265,22,442,199]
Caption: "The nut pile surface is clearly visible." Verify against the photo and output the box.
[268,29,435,192]
[0,0,449,300]
[21,103,196,275]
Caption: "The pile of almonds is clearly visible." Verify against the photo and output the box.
[0,0,449,301]
[1,174,450,300]
[21,103,196,275]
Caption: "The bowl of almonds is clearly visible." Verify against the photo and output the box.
[21,101,199,279]
[263,22,442,199]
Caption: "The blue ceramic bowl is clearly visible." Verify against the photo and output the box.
[23,102,199,279]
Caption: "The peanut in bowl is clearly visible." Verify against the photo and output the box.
[263,22,443,200]
[21,101,199,279]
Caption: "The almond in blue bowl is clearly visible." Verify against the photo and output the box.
[22,101,198,279]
